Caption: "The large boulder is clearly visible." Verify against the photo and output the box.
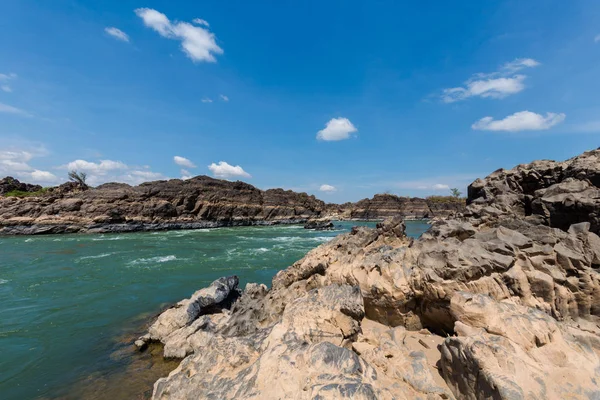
[466,148,600,234]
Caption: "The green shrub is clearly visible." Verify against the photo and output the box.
[3,188,50,197]
[425,195,465,204]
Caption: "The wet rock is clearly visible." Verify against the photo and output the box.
[304,218,334,230]
[145,276,239,345]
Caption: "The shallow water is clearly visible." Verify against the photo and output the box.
[0,220,429,399]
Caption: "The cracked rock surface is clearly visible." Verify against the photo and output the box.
[140,149,600,399]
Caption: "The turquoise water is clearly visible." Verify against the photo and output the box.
[0,221,429,400]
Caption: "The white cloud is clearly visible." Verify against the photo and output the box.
[0,102,31,117]
[174,156,196,168]
[193,18,209,27]
[105,27,130,42]
[31,170,57,182]
[442,58,540,103]
[201,97,213,103]
[180,169,193,180]
[0,73,17,81]
[219,94,229,102]
[64,159,128,173]
[472,111,566,132]
[0,73,16,93]
[0,148,58,184]
[502,58,540,71]
[208,161,251,179]
[319,184,337,193]
[61,158,165,186]
[135,8,223,63]
[317,117,357,141]
[432,184,450,190]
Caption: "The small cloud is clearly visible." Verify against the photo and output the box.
[201,97,213,103]
[442,58,540,103]
[317,117,357,141]
[135,8,223,63]
[173,156,196,168]
[0,147,59,184]
[219,94,229,102]
[105,27,130,42]
[31,170,57,182]
[319,184,337,193]
[472,111,566,132]
[64,159,128,173]
[0,73,17,81]
[180,169,193,180]
[502,58,540,71]
[192,18,210,27]
[208,161,251,179]
[0,102,31,117]
[61,158,165,185]
[0,73,17,93]
[432,184,450,190]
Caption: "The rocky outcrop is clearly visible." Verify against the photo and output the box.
[466,148,600,234]
[141,149,600,399]
[0,176,327,234]
[0,177,42,195]
[303,218,334,230]
[339,194,465,220]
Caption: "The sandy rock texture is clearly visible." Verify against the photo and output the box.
[139,148,600,399]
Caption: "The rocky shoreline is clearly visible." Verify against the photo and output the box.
[0,219,314,235]
[0,175,463,236]
[134,148,600,399]
[0,176,328,235]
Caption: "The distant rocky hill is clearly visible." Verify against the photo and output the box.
[1,175,464,235]
[328,193,465,220]
[0,176,327,234]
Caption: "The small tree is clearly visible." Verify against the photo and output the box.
[68,170,87,187]
[450,188,462,198]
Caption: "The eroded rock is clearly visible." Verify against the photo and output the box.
[142,149,600,399]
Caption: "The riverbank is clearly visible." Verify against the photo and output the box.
[0,175,464,236]
[0,221,431,400]
[137,149,600,399]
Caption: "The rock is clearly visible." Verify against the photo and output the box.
[336,193,465,220]
[152,285,455,400]
[139,148,600,399]
[0,177,42,195]
[304,218,334,230]
[134,339,148,351]
[466,148,600,235]
[147,276,240,344]
[439,292,600,400]
[0,176,327,234]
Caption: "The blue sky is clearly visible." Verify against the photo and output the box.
[0,0,599,202]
